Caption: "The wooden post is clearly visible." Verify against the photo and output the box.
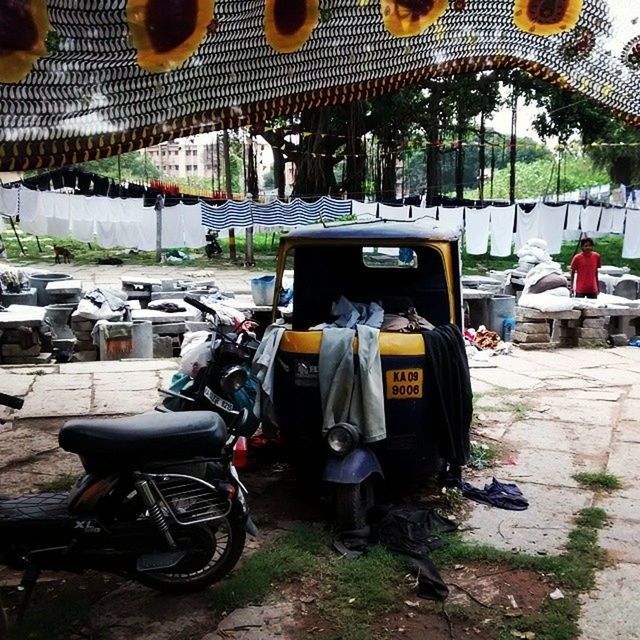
[223,130,237,261]
[154,193,164,263]
[9,217,25,255]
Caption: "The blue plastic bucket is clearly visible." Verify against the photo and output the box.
[250,275,276,306]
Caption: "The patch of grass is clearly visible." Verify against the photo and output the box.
[36,473,77,493]
[505,399,532,422]
[572,472,622,492]
[211,526,326,614]
[437,507,609,640]
[317,546,404,639]
[468,440,499,469]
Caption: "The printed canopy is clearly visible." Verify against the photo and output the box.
[1,0,640,170]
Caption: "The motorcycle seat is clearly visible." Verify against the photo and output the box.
[59,411,228,467]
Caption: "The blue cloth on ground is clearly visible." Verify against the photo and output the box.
[459,477,529,511]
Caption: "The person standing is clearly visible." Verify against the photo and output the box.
[570,238,601,298]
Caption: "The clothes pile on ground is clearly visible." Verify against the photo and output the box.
[464,326,511,360]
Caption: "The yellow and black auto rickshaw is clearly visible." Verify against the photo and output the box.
[269,221,472,530]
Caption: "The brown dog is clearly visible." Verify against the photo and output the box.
[53,245,74,264]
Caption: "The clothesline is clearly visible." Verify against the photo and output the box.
[1,187,639,258]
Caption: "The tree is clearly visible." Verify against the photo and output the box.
[75,151,160,182]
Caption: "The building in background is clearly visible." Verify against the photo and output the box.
[143,140,218,180]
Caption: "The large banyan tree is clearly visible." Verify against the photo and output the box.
[1,0,640,170]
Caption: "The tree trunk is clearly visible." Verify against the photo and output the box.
[223,130,237,261]
[345,101,366,199]
[425,88,442,206]
[245,132,259,265]
[478,110,486,204]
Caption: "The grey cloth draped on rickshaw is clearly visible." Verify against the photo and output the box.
[318,326,386,443]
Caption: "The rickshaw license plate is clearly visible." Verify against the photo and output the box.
[204,386,235,412]
[385,369,423,400]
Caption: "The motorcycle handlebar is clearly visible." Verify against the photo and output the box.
[0,392,24,410]
[184,295,219,318]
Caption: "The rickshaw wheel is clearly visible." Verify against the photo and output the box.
[335,477,376,531]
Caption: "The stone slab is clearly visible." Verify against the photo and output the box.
[507,419,613,457]
[630,385,640,399]
[620,399,640,422]
[582,307,640,318]
[516,307,581,320]
[16,387,92,418]
[132,307,198,323]
[469,368,541,391]
[121,276,162,287]
[535,396,616,427]
[0,373,34,397]
[60,359,177,374]
[0,289,37,307]
[1,344,40,357]
[513,331,550,344]
[464,482,591,554]
[152,323,186,335]
[598,520,640,564]
[0,306,45,328]
[596,494,640,524]
[45,279,82,294]
[93,371,159,391]
[515,322,552,334]
[31,374,92,391]
[614,420,640,445]
[607,442,640,496]
[92,388,161,415]
[581,367,640,386]
[579,563,640,640]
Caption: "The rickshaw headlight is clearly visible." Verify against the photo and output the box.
[220,365,248,395]
[326,423,360,456]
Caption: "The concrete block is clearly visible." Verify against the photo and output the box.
[153,336,174,358]
[1,343,41,357]
[73,331,93,342]
[513,331,551,344]
[151,291,187,301]
[610,334,629,347]
[2,354,51,365]
[73,350,98,362]
[515,322,551,335]
[0,288,38,307]
[516,307,581,321]
[74,340,96,351]
[582,318,607,328]
[577,327,608,340]
[152,322,186,335]
[516,342,555,350]
[567,319,581,328]
[577,339,607,348]
[71,319,95,332]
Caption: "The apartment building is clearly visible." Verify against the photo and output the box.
[143,140,218,179]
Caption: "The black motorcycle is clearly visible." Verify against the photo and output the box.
[0,390,258,619]
[205,229,223,259]
[159,296,260,431]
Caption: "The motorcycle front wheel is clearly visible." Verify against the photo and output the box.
[134,503,246,594]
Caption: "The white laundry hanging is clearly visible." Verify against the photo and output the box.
[489,205,515,257]
[611,209,626,234]
[70,197,96,243]
[378,203,410,221]
[137,206,157,251]
[464,208,491,255]
[41,191,71,239]
[622,209,640,259]
[580,205,601,233]
[0,188,19,217]
[535,203,566,255]
[564,203,582,240]
[17,188,47,236]
[514,205,540,250]
[437,207,464,231]
[411,206,438,223]
[182,203,206,248]
[352,200,378,220]
[597,208,613,234]
[161,204,185,248]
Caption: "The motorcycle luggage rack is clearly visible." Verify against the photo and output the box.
[147,473,231,526]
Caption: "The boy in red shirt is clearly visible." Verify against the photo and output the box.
[570,238,601,298]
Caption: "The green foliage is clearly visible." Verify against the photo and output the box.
[36,474,77,493]
[572,472,622,492]
[211,527,326,614]
[74,151,160,182]
[468,441,499,469]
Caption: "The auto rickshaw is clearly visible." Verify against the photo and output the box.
[270,221,470,530]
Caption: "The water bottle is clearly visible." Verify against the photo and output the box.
[503,317,516,343]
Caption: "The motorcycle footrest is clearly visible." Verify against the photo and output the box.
[136,551,186,573]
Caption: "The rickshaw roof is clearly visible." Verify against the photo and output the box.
[284,221,459,243]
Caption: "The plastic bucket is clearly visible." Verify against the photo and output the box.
[489,294,516,339]
[250,275,276,306]
[28,273,72,306]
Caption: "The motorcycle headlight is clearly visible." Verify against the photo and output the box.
[326,423,360,457]
[220,365,248,396]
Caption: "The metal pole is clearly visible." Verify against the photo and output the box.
[223,130,237,261]
[509,89,518,205]
[154,193,164,263]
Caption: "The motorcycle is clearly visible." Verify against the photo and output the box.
[0,389,258,620]
[159,296,260,433]
[205,229,223,259]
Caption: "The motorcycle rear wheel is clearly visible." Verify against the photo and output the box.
[135,504,246,594]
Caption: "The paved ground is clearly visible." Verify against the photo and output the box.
[0,346,639,637]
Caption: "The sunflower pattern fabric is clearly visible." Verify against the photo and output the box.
[0,0,639,170]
